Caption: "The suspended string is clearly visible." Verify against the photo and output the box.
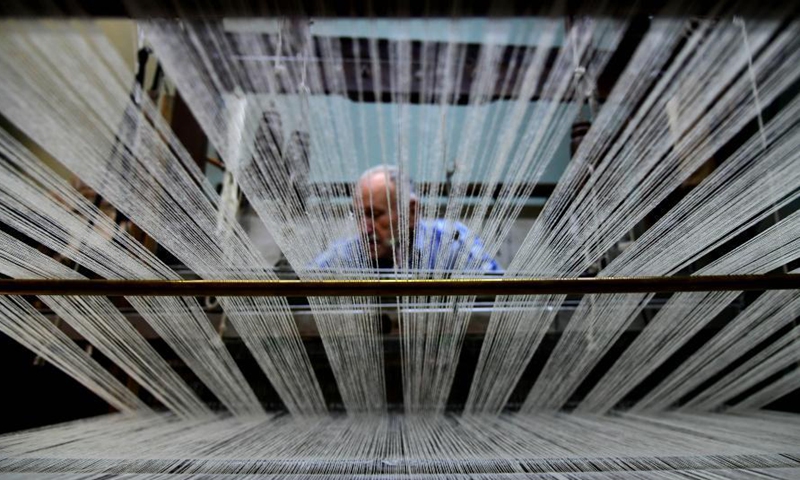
[635,287,800,411]
[0,0,795,435]
[396,17,626,412]
[0,18,326,414]
[683,322,800,411]
[143,16,389,412]
[387,16,615,411]
[467,15,696,412]
[0,294,148,414]
[517,13,782,275]
[141,16,425,410]
[0,6,797,478]
[578,208,800,413]
[464,14,693,413]
[143,10,629,412]
[727,351,800,412]
[522,74,800,412]
[466,13,798,413]
[142,5,800,414]
[0,129,259,416]
[0,231,211,417]
[461,17,624,266]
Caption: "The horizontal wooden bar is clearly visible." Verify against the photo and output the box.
[0,274,798,297]
[3,2,784,19]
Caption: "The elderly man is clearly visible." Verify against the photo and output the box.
[314,166,502,273]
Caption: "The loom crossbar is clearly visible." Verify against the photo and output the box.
[0,274,798,297]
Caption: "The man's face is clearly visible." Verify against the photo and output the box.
[356,173,402,260]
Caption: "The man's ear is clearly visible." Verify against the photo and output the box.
[408,196,418,225]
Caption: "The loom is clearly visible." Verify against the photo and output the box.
[1,0,800,478]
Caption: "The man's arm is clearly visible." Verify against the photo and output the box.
[467,238,503,273]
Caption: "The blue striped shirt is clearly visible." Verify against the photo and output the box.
[313,219,502,274]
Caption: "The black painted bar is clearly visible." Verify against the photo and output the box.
[0,274,797,297]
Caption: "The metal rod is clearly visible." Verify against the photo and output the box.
[0,274,798,297]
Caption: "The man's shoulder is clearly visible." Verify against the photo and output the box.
[416,219,482,252]
[418,218,473,235]
[417,218,502,273]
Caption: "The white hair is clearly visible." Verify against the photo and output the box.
[358,165,416,198]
